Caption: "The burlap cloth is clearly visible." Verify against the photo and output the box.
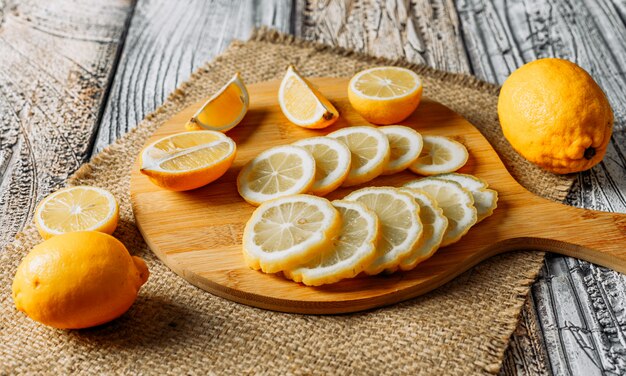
[0,29,575,375]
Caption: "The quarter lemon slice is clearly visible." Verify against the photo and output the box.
[242,195,341,273]
[237,145,316,206]
[405,178,477,247]
[140,130,236,191]
[395,188,448,271]
[185,72,249,132]
[293,137,351,196]
[409,135,468,175]
[379,125,423,175]
[34,186,119,240]
[327,126,390,187]
[284,200,379,286]
[348,66,423,124]
[278,65,339,129]
[344,187,422,275]
[435,173,498,222]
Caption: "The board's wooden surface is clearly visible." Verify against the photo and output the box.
[130,77,626,314]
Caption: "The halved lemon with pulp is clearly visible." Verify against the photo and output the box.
[327,126,390,187]
[284,200,379,286]
[344,187,422,275]
[395,188,448,271]
[35,186,119,239]
[434,173,498,222]
[379,125,423,175]
[409,135,468,175]
[242,194,341,273]
[292,137,351,196]
[140,130,236,191]
[278,65,339,129]
[405,178,476,247]
[237,145,316,206]
[348,66,423,124]
[185,72,249,132]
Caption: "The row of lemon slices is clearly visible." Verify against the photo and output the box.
[237,125,469,205]
[243,174,498,286]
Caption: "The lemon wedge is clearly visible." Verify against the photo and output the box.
[185,72,249,132]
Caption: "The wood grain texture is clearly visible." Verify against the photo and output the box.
[130,77,626,314]
[455,1,626,374]
[0,0,132,249]
[92,0,295,154]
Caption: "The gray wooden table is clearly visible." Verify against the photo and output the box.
[1,1,625,374]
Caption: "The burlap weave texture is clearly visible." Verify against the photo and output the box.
[0,29,574,375]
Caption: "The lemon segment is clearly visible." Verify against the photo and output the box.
[380,125,423,175]
[405,178,476,247]
[185,72,249,132]
[293,137,351,196]
[237,145,316,206]
[327,126,390,187]
[345,187,422,275]
[395,188,448,271]
[284,200,380,286]
[34,186,119,239]
[278,65,339,129]
[348,67,423,124]
[140,130,236,191]
[242,195,341,273]
[434,173,498,222]
[409,135,468,175]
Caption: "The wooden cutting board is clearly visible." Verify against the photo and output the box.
[130,77,626,314]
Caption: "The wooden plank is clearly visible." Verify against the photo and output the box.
[454,1,626,375]
[92,0,295,154]
[299,0,471,73]
[0,0,133,249]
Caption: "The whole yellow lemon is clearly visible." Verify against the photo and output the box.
[12,231,149,329]
[498,58,613,174]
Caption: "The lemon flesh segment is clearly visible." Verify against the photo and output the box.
[327,126,390,187]
[405,178,476,247]
[237,145,316,206]
[409,136,468,176]
[434,173,498,222]
[380,126,423,175]
[351,67,421,99]
[293,137,351,196]
[186,72,249,132]
[395,188,448,271]
[140,130,237,191]
[344,187,422,275]
[285,200,380,286]
[242,195,341,273]
[278,65,339,129]
[35,186,119,239]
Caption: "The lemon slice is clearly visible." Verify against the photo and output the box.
[140,130,237,191]
[34,186,119,240]
[379,125,423,175]
[185,72,249,132]
[327,126,390,187]
[395,188,448,271]
[284,200,379,286]
[278,65,339,129]
[293,137,351,196]
[344,187,422,274]
[237,145,316,206]
[242,194,341,273]
[408,136,468,175]
[405,178,477,247]
[434,173,498,222]
[348,66,423,124]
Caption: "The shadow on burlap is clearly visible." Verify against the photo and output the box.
[0,29,574,375]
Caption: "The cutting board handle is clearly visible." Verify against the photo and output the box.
[508,196,626,273]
